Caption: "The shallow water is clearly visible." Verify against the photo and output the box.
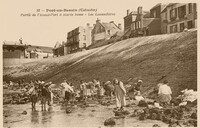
[3,103,168,127]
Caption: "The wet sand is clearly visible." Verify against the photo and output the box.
[3,103,168,127]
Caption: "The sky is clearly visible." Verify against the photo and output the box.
[0,0,196,47]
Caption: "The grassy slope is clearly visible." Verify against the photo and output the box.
[3,30,197,96]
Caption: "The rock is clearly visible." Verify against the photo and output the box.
[150,113,157,120]
[22,111,27,115]
[126,104,131,107]
[188,119,197,127]
[152,124,160,127]
[171,98,182,106]
[115,111,123,117]
[139,113,146,120]
[138,100,148,107]
[190,112,197,119]
[3,99,12,104]
[168,123,177,127]
[104,118,116,126]
[122,110,130,115]
[66,108,73,114]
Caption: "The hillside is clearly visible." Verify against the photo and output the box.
[3,30,197,96]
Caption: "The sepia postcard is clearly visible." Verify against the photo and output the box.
[0,0,199,127]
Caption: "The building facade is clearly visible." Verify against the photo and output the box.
[123,9,138,37]
[66,24,93,54]
[92,18,121,44]
[53,42,65,57]
[26,45,53,58]
[3,41,27,59]
[130,6,161,37]
[161,3,197,34]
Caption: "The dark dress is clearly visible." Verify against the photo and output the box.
[41,87,50,104]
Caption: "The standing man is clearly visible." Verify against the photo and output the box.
[113,78,126,110]
[158,80,172,107]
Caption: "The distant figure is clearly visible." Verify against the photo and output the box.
[97,84,104,98]
[113,78,126,110]
[158,80,172,106]
[41,84,50,111]
[79,80,87,100]
[27,83,38,111]
[93,79,101,88]
[103,81,114,97]
[134,80,143,95]
[61,80,74,105]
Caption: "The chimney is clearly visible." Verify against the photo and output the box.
[87,23,90,27]
[118,23,122,30]
[96,18,101,23]
[138,6,142,14]
[127,9,130,16]
[19,38,23,44]
[62,41,65,45]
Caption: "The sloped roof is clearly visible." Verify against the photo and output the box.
[54,42,62,49]
[129,11,138,15]
[150,3,162,10]
[143,11,150,18]
[101,22,120,30]
[26,45,53,53]
[3,41,27,46]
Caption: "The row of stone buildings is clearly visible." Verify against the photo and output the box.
[53,3,197,57]
[124,3,197,38]
[53,19,122,56]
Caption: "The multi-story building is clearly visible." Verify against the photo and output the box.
[53,42,65,57]
[92,18,122,44]
[130,6,161,37]
[66,24,93,54]
[161,3,197,34]
[123,9,138,38]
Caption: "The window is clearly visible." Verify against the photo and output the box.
[170,25,177,33]
[132,23,135,30]
[153,11,156,18]
[188,3,192,14]
[83,43,86,48]
[107,30,111,35]
[165,12,167,20]
[138,21,141,28]
[187,21,193,29]
[180,23,185,32]
[135,21,140,29]
[170,8,177,20]
[194,3,197,12]
[178,5,186,19]
[83,35,86,41]
[135,22,137,29]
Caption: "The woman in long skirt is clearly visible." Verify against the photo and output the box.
[113,78,126,110]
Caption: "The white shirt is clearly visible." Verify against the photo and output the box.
[61,82,74,93]
[158,84,172,95]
